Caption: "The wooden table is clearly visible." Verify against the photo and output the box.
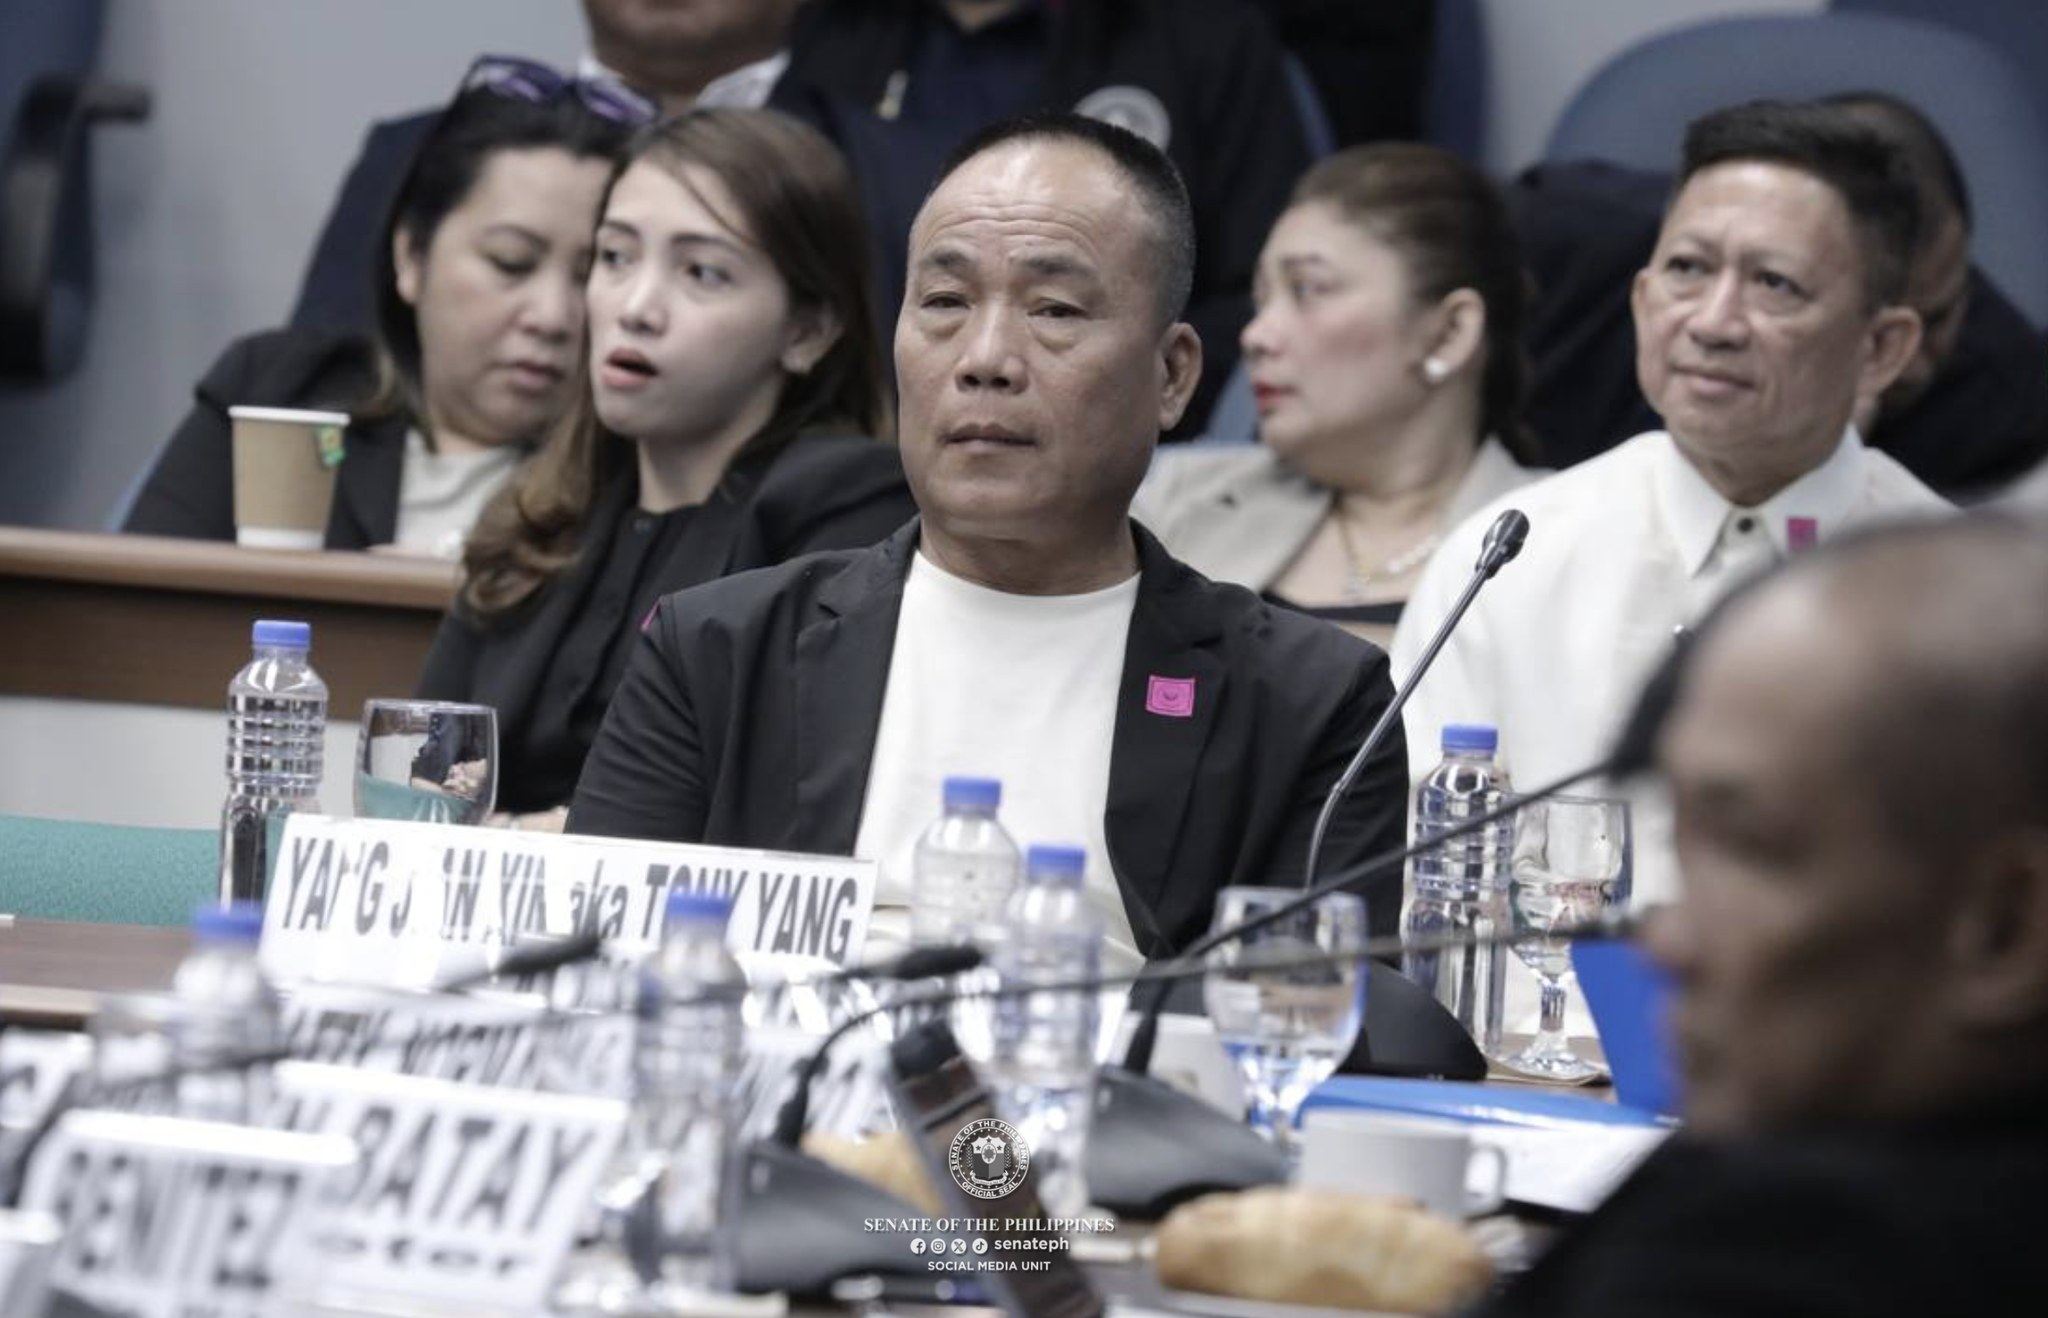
[0,527,456,714]
[0,917,190,1027]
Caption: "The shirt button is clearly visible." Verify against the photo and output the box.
[631,514,654,534]
[1735,516,1756,534]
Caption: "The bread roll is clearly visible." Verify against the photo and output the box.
[1154,1187,1493,1315]
[801,1130,947,1215]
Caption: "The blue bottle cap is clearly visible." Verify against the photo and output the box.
[252,619,312,650]
[665,889,735,926]
[941,776,1002,811]
[1442,723,1499,755]
[193,900,265,944]
[1025,844,1087,878]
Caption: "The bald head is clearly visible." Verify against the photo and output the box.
[1651,516,2048,1134]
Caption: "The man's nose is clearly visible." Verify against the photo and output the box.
[1640,902,1699,981]
[1686,271,1749,350]
[955,307,1025,392]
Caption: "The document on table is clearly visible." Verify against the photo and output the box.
[1473,1122,1672,1214]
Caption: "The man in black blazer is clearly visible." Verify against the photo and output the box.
[567,113,1407,958]
[1477,518,2048,1317]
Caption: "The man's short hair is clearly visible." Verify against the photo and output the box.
[1679,99,1922,310]
[1819,90,1972,232]
[930,111,1197,327]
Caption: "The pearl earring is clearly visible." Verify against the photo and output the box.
[1421,357,1448,385]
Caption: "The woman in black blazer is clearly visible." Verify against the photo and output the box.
[124,61,645,552]
[419,109,914,824]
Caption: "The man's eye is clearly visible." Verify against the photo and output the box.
[1664,255,1704,277]
[1755,270,1801,297]
[921,292,966,311]
[1035,302,1082,319]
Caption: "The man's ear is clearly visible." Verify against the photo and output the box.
[392,227,425,308]
[1857,305,1923,404]
[782,304,845,376]
[1944,829,2048,1032]
[1157,321,1204,433]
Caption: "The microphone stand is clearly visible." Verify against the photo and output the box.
[1301,507,1530,887]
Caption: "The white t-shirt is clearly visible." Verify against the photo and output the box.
[391,431,522,560]
[853,552,1142,974]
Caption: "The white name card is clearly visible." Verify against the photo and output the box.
[268,1060,626,1313]
[278,984,635,1097]
[20,1110,356,1318]
[259,815,877,988]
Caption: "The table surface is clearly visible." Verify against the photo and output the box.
[3,917,1590,1317]
[0,917,192,1027]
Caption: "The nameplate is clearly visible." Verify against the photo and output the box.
[0,1030,91,1131]
[279,984,635,1096]
[20,1110,356,1318]
[0,1210,59,1318]
[267,1060,626,1312]
[259,815,877,987]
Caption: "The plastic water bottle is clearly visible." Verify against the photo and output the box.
[628,890,746,1296]
[988,844,1102,1216]
[1401,724,1514,1057]
[220,620,327,904]
[909,776,1021,946]
[168,902,282,1123]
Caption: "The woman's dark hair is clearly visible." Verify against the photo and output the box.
[460,107,891,619]
[1289,142,1538,464]
[364,85,633,426]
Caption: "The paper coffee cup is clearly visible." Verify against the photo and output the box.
[229,405,350,549]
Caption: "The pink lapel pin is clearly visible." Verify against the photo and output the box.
[1146,675,1196,718]
[1787,516,1819,554]
[639,602,660,633]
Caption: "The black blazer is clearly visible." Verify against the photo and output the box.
[419,433,917,814]
[1475,1112,2048,1318]
[566,520,1409,954]
[123,327,408,549]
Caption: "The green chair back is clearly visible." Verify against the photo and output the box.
[0,814,216,925]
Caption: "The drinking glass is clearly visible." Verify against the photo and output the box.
[1203,886,1366,1156]
[354,699,497,825]
[1503,795,1630,1081]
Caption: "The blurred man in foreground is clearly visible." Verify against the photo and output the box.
[1479,516,2048,1316]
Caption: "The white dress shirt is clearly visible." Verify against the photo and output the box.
[1390,429,1949,1030]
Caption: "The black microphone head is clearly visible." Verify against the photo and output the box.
[884,944,985,980]
[1476,509,1530,578]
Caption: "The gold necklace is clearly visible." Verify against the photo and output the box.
[1329,502,1443,600]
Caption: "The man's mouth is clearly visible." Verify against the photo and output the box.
[942,424,1036,448]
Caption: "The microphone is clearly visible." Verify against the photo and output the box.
[433,927,607,993]
[1300,507,1532,887]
